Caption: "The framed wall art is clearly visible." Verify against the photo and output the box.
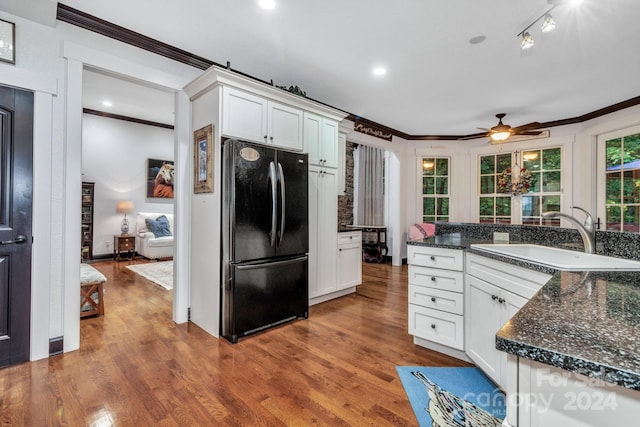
[147,158,175,199]
[193,124,214,194]
[0,19,16,65]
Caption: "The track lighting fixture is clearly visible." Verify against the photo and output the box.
[516,0,583,50]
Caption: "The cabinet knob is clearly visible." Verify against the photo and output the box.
[491,294,498,300]
[431,324,436,329]
[431,276,436,282]
[430,256,436,261]
[431,297,436,302]
[270,136,274,140]
[264,135,268,139]
[339,248,342,251]
[498,297,505,304]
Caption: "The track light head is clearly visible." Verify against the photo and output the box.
[521,32,535,50]
[541,13,556,32]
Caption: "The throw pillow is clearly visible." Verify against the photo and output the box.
[145,215,172,238]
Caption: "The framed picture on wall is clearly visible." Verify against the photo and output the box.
[0,19,16,65]
[147,158,174,198]
[193,124,214,194]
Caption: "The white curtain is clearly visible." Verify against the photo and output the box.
[356,145,385,225]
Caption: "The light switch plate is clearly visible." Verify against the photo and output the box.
[493,232,510,243]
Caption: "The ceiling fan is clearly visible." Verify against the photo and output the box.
[462,114,543,142]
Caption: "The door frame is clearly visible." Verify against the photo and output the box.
[62,41,193,353]
[1,66,57,361]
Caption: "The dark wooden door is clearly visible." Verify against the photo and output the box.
[0,85,34,367]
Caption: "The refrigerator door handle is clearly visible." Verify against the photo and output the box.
[277,162,286,246]
[268,161,277,247]
[235,255,308,270]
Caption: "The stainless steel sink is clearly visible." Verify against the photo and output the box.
[470,243,640,271]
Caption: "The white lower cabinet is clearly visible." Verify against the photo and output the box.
[337,231,362,290]
[308,166,337,301]
[465,253,551,390]
[407,246,466,358]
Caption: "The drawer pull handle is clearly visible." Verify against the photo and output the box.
[431,276,436,282]
[491,294,498,300]
[431,324,436,329]
[430,256,436,261]
[498,298,506,304]
[339,248,342,251]
[431,297,436,302]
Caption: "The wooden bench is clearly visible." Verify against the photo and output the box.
[80,263,106,318]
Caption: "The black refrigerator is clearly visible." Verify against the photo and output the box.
[221,138,309,343]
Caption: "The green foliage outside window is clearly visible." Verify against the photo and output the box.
[605,133,640,231]
[422,157,450,222]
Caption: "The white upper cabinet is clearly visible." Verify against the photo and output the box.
[222,87,303,151]
[304,112,338,168]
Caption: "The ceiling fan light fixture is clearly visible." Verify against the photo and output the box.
[521,32,535,50]
[490,130,512,142]
[541,13,556,32]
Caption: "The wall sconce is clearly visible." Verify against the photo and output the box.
[116,200,135,235]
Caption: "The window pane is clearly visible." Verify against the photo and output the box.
[422,158,435,176]
[542,148,561,170]
[495,197,511,216]
[530,172,540,192]
[607,205,621,231]
[623,170,640,204]
[435,177,448,195]
[623,205,639,232]
[480,156,495,174]
[423,197,435,215]
[423,177,434,195]
[437,198,449,216]
[436,158,449,176]
[606,172,622,204]
[542,195,561,213]
[479,197,494,216]
[480,176,495,194]
[423,215,436,223]
[542,171,561,192]
[522,150,540,171]
[497,154,511,172]
[623,134,640,165]
[606,138,622,168]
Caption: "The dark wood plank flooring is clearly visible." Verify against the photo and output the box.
[1,260,470,426]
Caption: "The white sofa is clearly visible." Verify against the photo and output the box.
[135,212,174,260]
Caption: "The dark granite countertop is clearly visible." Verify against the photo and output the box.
[496,271,640,391]
[407,224,640,390]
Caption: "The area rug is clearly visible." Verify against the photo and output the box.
[396,366,505,426]
[126,261,173,290]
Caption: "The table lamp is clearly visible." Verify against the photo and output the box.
[116,200,135,235]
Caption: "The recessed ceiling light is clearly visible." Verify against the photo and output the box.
[259,0,275,9]
[102,100,113,107]
[372,67,387,76]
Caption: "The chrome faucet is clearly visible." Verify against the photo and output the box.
[542,206,596,254]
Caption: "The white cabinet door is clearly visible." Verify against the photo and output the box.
[321,118,339,168]
[304,113,338,168]
[222,87,267,143]
[268,101,303,151]
[465,275,503,386]
[308,166,337,299]
[338,241,362,290]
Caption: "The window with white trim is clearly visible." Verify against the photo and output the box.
[522,147,562,226]
[479,153,512,224]
[420,157,450,222]
[597,125,640,232]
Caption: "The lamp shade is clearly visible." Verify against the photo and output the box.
[116,200,135,214]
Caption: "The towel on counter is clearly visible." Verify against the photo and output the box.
[409,223,436,240]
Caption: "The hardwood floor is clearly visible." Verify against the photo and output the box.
[1,260,470,426]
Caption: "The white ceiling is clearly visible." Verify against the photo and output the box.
[7,0,640,136]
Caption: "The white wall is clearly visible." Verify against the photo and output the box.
[81,114,174,256]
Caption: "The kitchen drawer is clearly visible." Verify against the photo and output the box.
[338,231,361,245]
[408,265,464,293]
[466,253,550,300]
[409,285,463,315]
[407,245,463,270]
[408,305,464,350]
